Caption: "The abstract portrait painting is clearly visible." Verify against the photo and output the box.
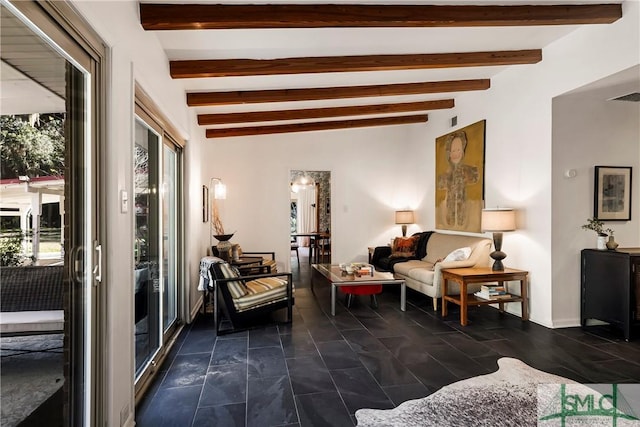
[435,120,486,232]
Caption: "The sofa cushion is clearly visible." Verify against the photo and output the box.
[233,277,289,312]
[443,247,472,262]
[245,277,288,295]
[407,267,436,284]
[219,263,248,298]
[423,233,488,264]
[412,231,434,260]
[262,259,277,273]
[390,236,419,258]
[393,260,436,284]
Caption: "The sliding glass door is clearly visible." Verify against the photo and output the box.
[134,118,161,378]
[0,1,103,425]
[162,144,179,332]
[133,113,182,382]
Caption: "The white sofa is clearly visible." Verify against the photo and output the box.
[391,232,492,310]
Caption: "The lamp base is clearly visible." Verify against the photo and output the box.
[490,251,506,271]
[401,225,407,237]
[490,231,506,271]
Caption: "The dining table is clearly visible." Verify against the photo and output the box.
[291,231,330,264]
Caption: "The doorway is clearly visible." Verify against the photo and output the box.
[290,170,331,264]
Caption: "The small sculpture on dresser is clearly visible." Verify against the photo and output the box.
[606,233,619,250]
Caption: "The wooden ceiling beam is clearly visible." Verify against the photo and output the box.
[206,114,428,138]
[141,4,622,30]
[171,50,541,78]
[187,79,489,106]
[198,99,452,125]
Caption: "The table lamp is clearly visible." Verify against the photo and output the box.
[395,210,415,237]
[481,208,516,271]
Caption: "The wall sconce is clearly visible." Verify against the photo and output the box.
[481,208,516,271]
[210,177,228,245]
[210,177,227,200]
[395,210,415,237]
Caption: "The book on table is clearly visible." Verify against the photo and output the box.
[474,291,512,300]
[481,284,505,293]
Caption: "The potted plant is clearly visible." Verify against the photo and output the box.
[581,217,609,250]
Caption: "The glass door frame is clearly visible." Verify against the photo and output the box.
[133,91,184,396]
[133,115,163,382]
[3,1,107,425]
[161,141,181,335]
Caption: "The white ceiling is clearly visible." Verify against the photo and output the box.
[0,4,66,115]
[0,61,65,115]
[1,1,634,130]
[140,0,628,130]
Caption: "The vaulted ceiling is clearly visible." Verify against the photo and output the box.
[138,1,623,138]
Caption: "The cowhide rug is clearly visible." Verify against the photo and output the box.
[356,357,582,427]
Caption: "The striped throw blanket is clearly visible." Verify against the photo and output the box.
[198,256,223,291]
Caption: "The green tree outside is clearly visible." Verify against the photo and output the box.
[0,113,65,179]
[0,113,65,263]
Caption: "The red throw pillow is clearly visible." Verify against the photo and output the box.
[390,236,418,258]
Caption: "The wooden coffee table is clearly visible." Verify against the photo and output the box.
[441,267,529,326]
[311,264,406,315]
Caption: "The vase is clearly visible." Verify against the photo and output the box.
[214,233,234,261]
[231,243,241,261]
[606,235,619,250]
[596,235,607,250]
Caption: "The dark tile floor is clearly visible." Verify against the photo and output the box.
[136,251,640,426]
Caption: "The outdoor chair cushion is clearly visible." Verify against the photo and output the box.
[218,263,290,312]
[234,276,290,312]
[219,263,248,298]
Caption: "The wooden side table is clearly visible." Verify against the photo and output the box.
[441,267,529,326]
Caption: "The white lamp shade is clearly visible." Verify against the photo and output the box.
[481,209,516,232]
[213,181,227,199]
[395,210,415,225]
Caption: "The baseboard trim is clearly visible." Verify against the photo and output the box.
[550,318,581,328]
[486,303,553,328]
[189,294,203,323]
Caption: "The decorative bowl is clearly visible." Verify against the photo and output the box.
[213,233,234,242]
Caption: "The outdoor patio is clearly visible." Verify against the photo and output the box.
[0,333,64,426]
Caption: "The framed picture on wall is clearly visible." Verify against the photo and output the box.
[202,185,209,223]
[594,166,632,221]
[435,120,486,232]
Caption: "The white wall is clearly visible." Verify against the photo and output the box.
[552,69,640,327]
[200,2,639,331]
[409,0,640,328]
[202,123,425,273]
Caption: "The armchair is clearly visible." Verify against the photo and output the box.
[211,246,277,274]
[240,251,277,274]
[208,260,294,335]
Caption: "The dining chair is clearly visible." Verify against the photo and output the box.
[291,238,300,266]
